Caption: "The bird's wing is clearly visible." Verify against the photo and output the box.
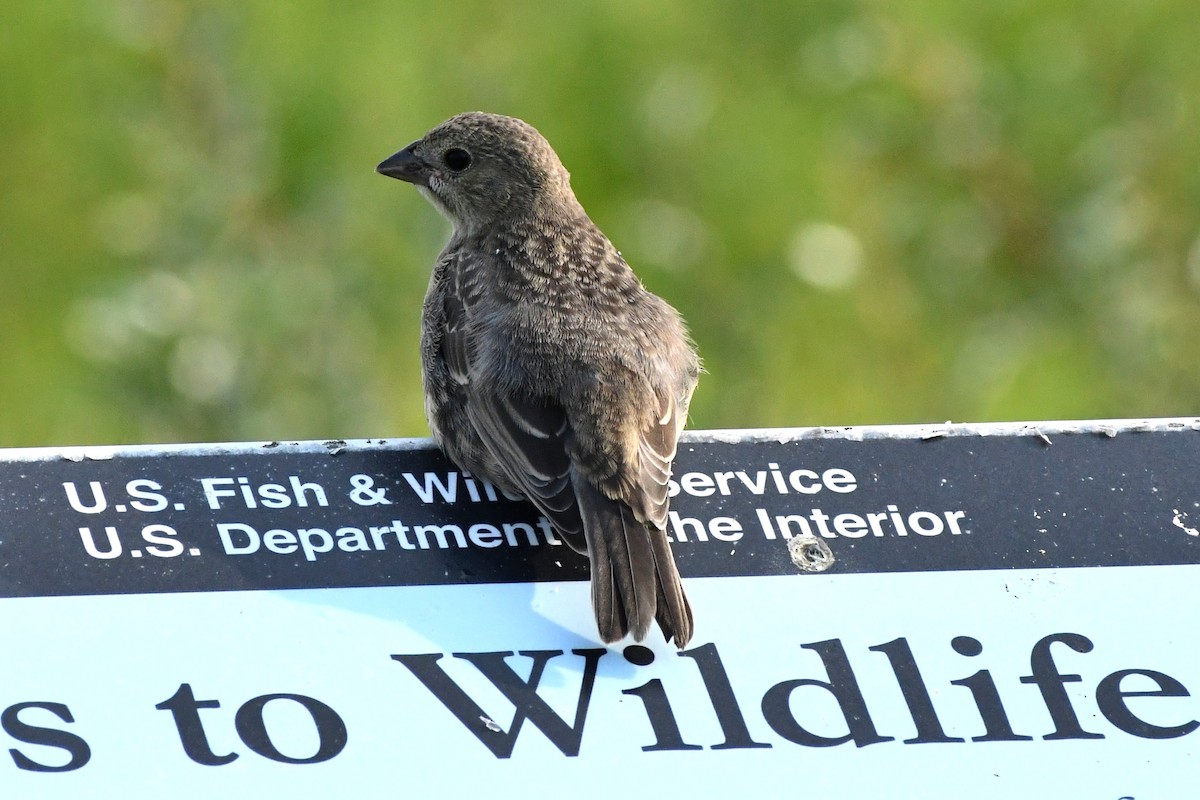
[557,376,693,644]
[444,248,692,645]
[626,388,684,529]
[465,389,585,549]
[457,348,691,642]
[627,386,693,643]
[440,256,586,550]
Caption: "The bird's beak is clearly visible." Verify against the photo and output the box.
[376,142,431,186]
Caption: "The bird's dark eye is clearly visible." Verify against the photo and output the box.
[443,147,472,172]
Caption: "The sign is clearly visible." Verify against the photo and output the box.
[2,419,1198,797]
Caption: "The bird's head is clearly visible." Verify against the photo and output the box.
[377,112,574,229]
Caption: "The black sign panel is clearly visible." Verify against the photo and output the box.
[2,421,1197,598]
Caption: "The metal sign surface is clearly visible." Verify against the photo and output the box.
[2,419,1197,797]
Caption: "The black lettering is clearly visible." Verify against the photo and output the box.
[1095,669,1199,739]
[760,639,892,747]
[950,636,1033,742]
[155,683,237,765]
[678,643,771,750]
[870,637,963,744]
[1019,633,1104,740]
[622,680,703,752]
[2,703,91,772]
[234,694,347,763]
[392,649,604,758]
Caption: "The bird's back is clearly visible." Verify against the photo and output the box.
[383,111,698,645]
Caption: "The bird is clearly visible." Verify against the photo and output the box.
[377,112,699,647]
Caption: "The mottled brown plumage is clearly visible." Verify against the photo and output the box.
[378,112,699,646]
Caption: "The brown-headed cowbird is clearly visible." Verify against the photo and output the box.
[377,112,699,646]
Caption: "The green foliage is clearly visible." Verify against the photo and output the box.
[2,1,1198,446]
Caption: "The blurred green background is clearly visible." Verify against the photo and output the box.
[2,1,1199,447]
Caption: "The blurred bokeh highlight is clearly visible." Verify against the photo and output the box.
[2,2,1198,446]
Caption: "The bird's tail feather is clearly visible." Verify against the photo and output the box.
[572,472,693,647]
[649,520,693,646]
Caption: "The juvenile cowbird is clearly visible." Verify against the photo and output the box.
[377,112,699,646]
